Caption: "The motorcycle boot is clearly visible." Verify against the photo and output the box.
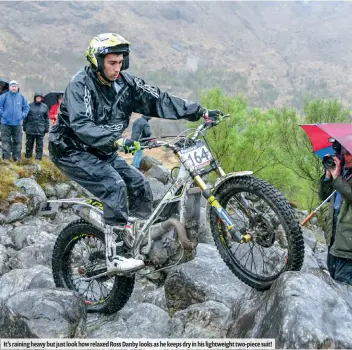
[105,223,144,274]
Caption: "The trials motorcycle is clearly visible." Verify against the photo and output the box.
[44,115,304,314]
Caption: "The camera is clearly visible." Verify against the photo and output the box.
[322,139,344,170]
[322,155,336,169]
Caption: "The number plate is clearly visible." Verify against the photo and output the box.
[181,141,213,169]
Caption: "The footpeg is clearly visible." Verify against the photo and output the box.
[106,256,145,274]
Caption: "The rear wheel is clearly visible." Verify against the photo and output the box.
[209,176,304,290]
[52,219,135,314]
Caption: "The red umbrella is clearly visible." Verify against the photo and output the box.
[300,123,352,157]
[299,123,352,227]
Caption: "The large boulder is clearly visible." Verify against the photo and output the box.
[228,269,352,349]
[8,242,54,269]
[145,164,171,185]
[15,178,47,214]
[139,156,163,172]
[88,303,170,338]
[0,265,55,301]
[149,178,168,203]
[8,225,56,250]
[0,203,29,224]
[54,183,71,199]
[302,227,318,251]
[164,243,251,313]
[4,289,86,338]
[170,301,232,338]
[0,302,35,338]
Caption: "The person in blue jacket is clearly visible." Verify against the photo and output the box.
[131,115,152,169]
[0,80,30,161]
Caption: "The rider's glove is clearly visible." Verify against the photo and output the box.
[198,107,224,123]
[114,138,141,154]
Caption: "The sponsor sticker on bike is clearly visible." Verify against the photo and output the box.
[181,140,213,169]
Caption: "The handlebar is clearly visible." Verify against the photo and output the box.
[137,114,231,151]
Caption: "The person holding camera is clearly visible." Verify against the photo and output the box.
[319,142,352,285]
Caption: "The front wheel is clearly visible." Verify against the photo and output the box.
[209,175,304,290]
[52,219,135,314]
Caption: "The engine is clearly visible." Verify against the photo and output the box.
[144,187,202,268]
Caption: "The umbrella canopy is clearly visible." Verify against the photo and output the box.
[0,78,9,95]
[300,123,352,158]
[43,91,64,110]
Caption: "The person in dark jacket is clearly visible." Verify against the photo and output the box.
[0,80,30,161]
[319,142,352,285]
[48,33,222,273]
[131,115,152,169]
[23,92,49,161]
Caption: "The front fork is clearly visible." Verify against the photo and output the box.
[193,172,251,244]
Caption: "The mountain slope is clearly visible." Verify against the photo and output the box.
[0,1,352,110]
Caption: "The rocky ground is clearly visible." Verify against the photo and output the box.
[0,156,351,348]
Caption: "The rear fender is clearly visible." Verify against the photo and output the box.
[38,197,104,217]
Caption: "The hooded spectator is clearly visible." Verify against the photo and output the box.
[23,92,49,161]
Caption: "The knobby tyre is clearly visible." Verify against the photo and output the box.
[209,175,304,290]
[52,219,135,314]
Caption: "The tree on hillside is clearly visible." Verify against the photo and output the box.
[196,89,351,211]
[272,98,351,209]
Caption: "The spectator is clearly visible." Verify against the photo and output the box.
[0,83,8,96]
[0,80,29,161]
[23,92,49,161]
[131,115,151,169]
[319,142,352,285]
[49,94,63,126]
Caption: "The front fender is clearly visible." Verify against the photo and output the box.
[213,171,254,193]
[205,171,253,218]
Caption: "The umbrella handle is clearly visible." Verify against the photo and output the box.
[300,211,316,226]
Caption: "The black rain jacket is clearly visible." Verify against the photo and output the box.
[131,115,151,141]
[23,102,49,135]
[49,67,202,159]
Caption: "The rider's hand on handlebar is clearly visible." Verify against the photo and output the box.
[114,137,141,154]
[199,107,224,124]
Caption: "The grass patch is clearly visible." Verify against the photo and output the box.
[0,167,17,200]
[0,155,68,200]
[35,157,69,186]
[34,156,68,186]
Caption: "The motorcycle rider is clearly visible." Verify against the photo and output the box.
[49,33,222,273]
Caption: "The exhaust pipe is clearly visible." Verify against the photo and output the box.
[142,218,195,250]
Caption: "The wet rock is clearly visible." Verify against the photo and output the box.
[0,244,10,276]
[42,184,57,198]
[15,178,46,214]
[5,289,86,338]
[8,225,56,250]
[54,183,71,199]
[8,242,54,269]
[165,244,250,312]
[149,178,168,203]
[228,270,352,349]
[170,301,232,338]
[145,164,171,185]
[1,203,29,224]
[88,303,169,338]
[302,227,317,251]
[140,156,163,172]
[0,265,55,301]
